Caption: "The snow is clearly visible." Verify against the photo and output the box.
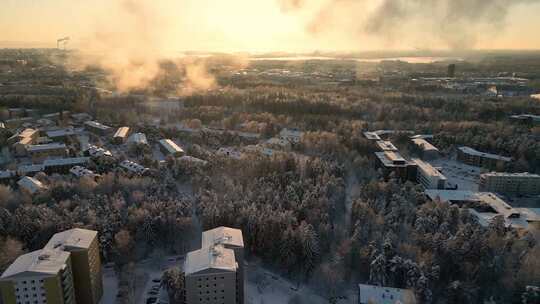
[100,265,119,304]
[428,158,481,191]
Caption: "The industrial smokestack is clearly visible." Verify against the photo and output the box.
[448,64,456,78]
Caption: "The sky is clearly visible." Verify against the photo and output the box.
[1,0,540,53]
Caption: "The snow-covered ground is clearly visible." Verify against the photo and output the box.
[429,158,481,191]
[101,264,119,304]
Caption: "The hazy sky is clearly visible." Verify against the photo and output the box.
[1,0,540,52]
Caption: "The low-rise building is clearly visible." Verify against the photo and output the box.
[84,121,112,136]
[358,284,416,304]
[70,166,99,179]
[412,138,440,159]
[279,128,303,144]
[43,157,90,174]
[26,143,67,162]
[127,132,148,147]
[119,160,148,175]
[159,139,185,157]
[457,146,511,170]
[113,127,130,144]
[413,158,447,189]
[374,151,417,181]
[376,140,398,152]
[84,145,114,159]
[479,172,540,195]
[71,113,93,124]
[17,176,46,195]
[510,114,540,125]
[0,249,76,304]
[425,190,538,229]
[17,164,45,176]
[45,128,80,142]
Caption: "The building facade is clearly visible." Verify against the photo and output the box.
[185,227,245,304]
[413,158,447,189]
[184,245,238,304]
[457,146,511,170]
[479,172,540,195]
[0,249,76,304]
[44,229,103,304]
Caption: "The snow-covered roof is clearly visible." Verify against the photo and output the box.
[202,226,244,249]
[458,146,511,162]
[70,166,97,178]
[0,249,70,279]
[159,139,184,155]
[114,127,130,139]
[412,138,439,152]
[184,245,237,276]
[85,145,113,158]
[376,141,398,152]
[26,143,66,153]
[84,120,111,131]
[45,228,97,251]
[358,284,416,304]
[119,160,148,174]
[128,133,148,145]
[17,176,46,194]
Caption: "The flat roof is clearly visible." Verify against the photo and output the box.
[375,152,412,168]
[481,172,540,178]
[128,133,148,145]
[43,157,89,167]
[159,139,184,154]
[412,138,439,152]
[0,170,16,179]
[202,226,244,249]
[413,158,447,180]
[458,146,511,162]
[119,160,148,173]
[84,120,111,131]
[358,284,416,304]
[45,228,97,251]
[46,128,79,138]
[376,141,398,151]
[1,249,70,279]
[184,245,237,276]
[26,143,66,153]
[363,131,381,140]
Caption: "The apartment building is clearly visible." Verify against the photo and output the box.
[0,249,76,304]
[159,139,185,157]
[26,143,67,162]
[479,172,540,195]
[113,127,130,144]
[374,151,417,181]
[412,138,440,160]
[119,160,149,175]
[413,158,447,189]
[44,229,103,304]
[457,146,511,170]
[184,245,238,304]
[43,157,90,175]
[202,227,244,304]
[185,227,245,304]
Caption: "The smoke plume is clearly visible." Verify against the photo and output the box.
[281,0,540,49]
[71,0,219,94]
